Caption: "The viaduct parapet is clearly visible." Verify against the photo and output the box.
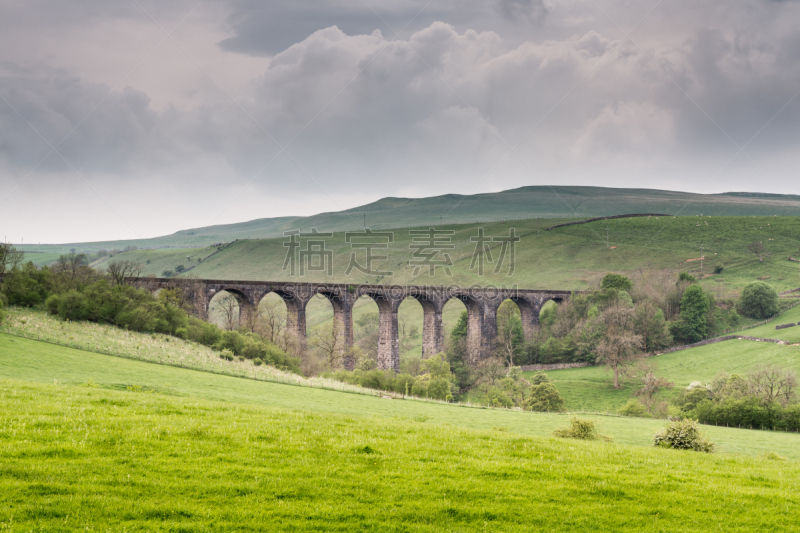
[132,278,577,372]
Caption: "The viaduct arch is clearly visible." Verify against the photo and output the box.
[133,278,577,372]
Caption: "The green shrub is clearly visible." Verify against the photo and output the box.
[653,419,714,452]
[530,371,551,385]
[714,265,724,274]
[553,417,612,441]
[618,399,651,418]
[58,290,89,321]
[739,281,779,319]
[45,294,61,315]
[525,383,566,412]
[0,298,5,325]
[411,380,428,398]
[427,378,451,400]
[601,273,632,291]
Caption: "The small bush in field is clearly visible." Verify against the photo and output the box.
[618,399,651,418]
[219,349,234,361]
[653,419,714,453]
[553,417,613,442]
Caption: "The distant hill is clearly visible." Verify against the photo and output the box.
[28,186,800,252]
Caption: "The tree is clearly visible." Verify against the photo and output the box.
[633,301,672,353]
[255,296,287,348]
[496,300,524,367]
[312,318,344,369]
[634,361,673,412]
[747,241,766,262]
[739,281,779,319]
[106,260,144,286]
[676,284,710,342]
[747,365,797,407]
[0,243,24,275]
[595,306,643,388]
[601,273,632,291]
[217,292,240,331]
[525,382,566,412]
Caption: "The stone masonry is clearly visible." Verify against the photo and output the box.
[132,277,576,372]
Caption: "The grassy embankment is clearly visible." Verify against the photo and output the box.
[532,304,800,413]
[1,378,799,531]
[0,307,378,396]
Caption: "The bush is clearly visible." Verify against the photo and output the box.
[714,265,724,274]
[57,290,89,321]
[530,371,551,385]
[0,298,5,325]
[653,419,714,452]
[553,417,612,441]
[601,273,632,291]
[525,383,566,412]
[739,281,779,319]
[618,399,651,418]
[45,294,61,315]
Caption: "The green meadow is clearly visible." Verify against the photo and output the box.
[2,377,799,531]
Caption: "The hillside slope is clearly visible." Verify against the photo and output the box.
[106,215,800,293]
[28,186,800,252]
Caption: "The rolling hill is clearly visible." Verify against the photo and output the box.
[24,186,800,253]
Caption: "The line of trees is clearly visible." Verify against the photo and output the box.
[673,365,800,431]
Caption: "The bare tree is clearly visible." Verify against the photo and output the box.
[312,318,344,369]
[217,292,240,331]
[0,243,24,275]
[747,365,797,407]
[255,296,287,348]
[595,306,644,388]
[106,259,144,286]
[634,361,673,412]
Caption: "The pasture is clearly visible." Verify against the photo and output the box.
[1,378,799,531]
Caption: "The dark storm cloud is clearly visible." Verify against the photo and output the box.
[0,64,161,173]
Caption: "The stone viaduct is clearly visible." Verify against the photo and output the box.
[133,277,577,371]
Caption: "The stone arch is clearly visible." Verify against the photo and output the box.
[398,295,440,360]
[444,293,485,366]
[506,296,539,340]
[359,289,402,372]
[208,288,253,330]
[254,292,290,348]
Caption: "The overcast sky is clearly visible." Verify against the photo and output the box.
[2,0,800,244]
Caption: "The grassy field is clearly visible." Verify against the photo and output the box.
[2,378,800,531]
[533,306,800,412]
[29,185,800,252]
[3,333,800,460]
